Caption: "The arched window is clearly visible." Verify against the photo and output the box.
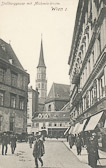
[48,104,51,111]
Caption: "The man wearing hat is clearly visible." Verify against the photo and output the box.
[33,134,45,168]
[1,132,8,155]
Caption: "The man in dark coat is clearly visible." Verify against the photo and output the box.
[1,132,8,155]
[10,133,17,154]
[33,135,45,168]
[86,133,99,168]
[75,134,83,155]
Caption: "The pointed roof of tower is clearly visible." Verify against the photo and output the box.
[37,37,46,68]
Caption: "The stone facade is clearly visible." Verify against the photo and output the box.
[0,39,29,133]
[27,86,39,134]
[68,0,106,127]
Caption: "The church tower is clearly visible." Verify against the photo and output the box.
[36,37,47,111]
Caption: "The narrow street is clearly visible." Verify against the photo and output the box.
[0,139,91,168]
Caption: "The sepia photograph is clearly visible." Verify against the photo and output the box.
[0,0,106,167]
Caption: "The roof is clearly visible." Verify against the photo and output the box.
[37,38,46,68]
[0,39,24,71]
[46,83,70,102]
[32,111,70,122]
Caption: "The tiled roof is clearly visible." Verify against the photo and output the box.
[46,83,70,100]
[0,39,24,71]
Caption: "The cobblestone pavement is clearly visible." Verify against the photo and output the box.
[0,140,91,168]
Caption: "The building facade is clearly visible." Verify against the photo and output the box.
[32,83,70,137]
[32,111,70,138]
[27,86,39,134]
[0,39,29,134]
[68,0,106,134]
[44,83,70,111]
[36,38,47,111]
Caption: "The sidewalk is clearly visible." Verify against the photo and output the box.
[63,141,106,167]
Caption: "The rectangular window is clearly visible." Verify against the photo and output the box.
[10,117,14,131]
[99,75,105,98]
[19,97,25,110]
[10,94,16,108]
[36,123,39,127]
[11,72,17,87]
[0,91,4,106]
[49,123,52,127]
[0,68,5,83]
[42,83,44,89]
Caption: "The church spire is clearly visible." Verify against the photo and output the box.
[37,36,46,68]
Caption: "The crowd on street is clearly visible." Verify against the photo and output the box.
[67,131,103,168]
[0,132,45,168]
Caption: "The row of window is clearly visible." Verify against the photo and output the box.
[33,122,68,128]
[0,91,25,110]
[71,74,105,119]
[0,67,28,90]
[38,83,46,89]
[37,74,46,80]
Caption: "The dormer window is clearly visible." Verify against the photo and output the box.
[9,59,13,64]
[1,45,6,51]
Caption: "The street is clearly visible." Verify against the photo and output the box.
[0,139,91,168]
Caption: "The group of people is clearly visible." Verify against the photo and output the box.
[0,131,45,168]
[1,132,17,155]
[68,132,99,168]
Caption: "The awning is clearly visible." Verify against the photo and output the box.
[72,123,80,134]
[84,111,103,131]
[104,120,106,128]
[64,127,70,135]
[69,126,74,134]
[77,119,87,133]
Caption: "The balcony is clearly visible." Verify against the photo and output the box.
[72,73,80,84]
[72,88,82,106]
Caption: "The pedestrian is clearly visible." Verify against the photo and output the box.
[68,134,74,149]
[33,135,45,168]
[10,133,17,154]
[29,134,34,148]
[75,134,83,155]
[1,132,8,155]
[86,133,99,168]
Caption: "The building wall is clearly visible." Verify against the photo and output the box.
[27,87,39,134]
[68,0,106,124]
[36,67,47,105]
[0,50,29,133]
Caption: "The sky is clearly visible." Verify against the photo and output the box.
[0,0,78,93]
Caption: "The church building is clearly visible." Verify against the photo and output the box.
[36,38,47,111]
